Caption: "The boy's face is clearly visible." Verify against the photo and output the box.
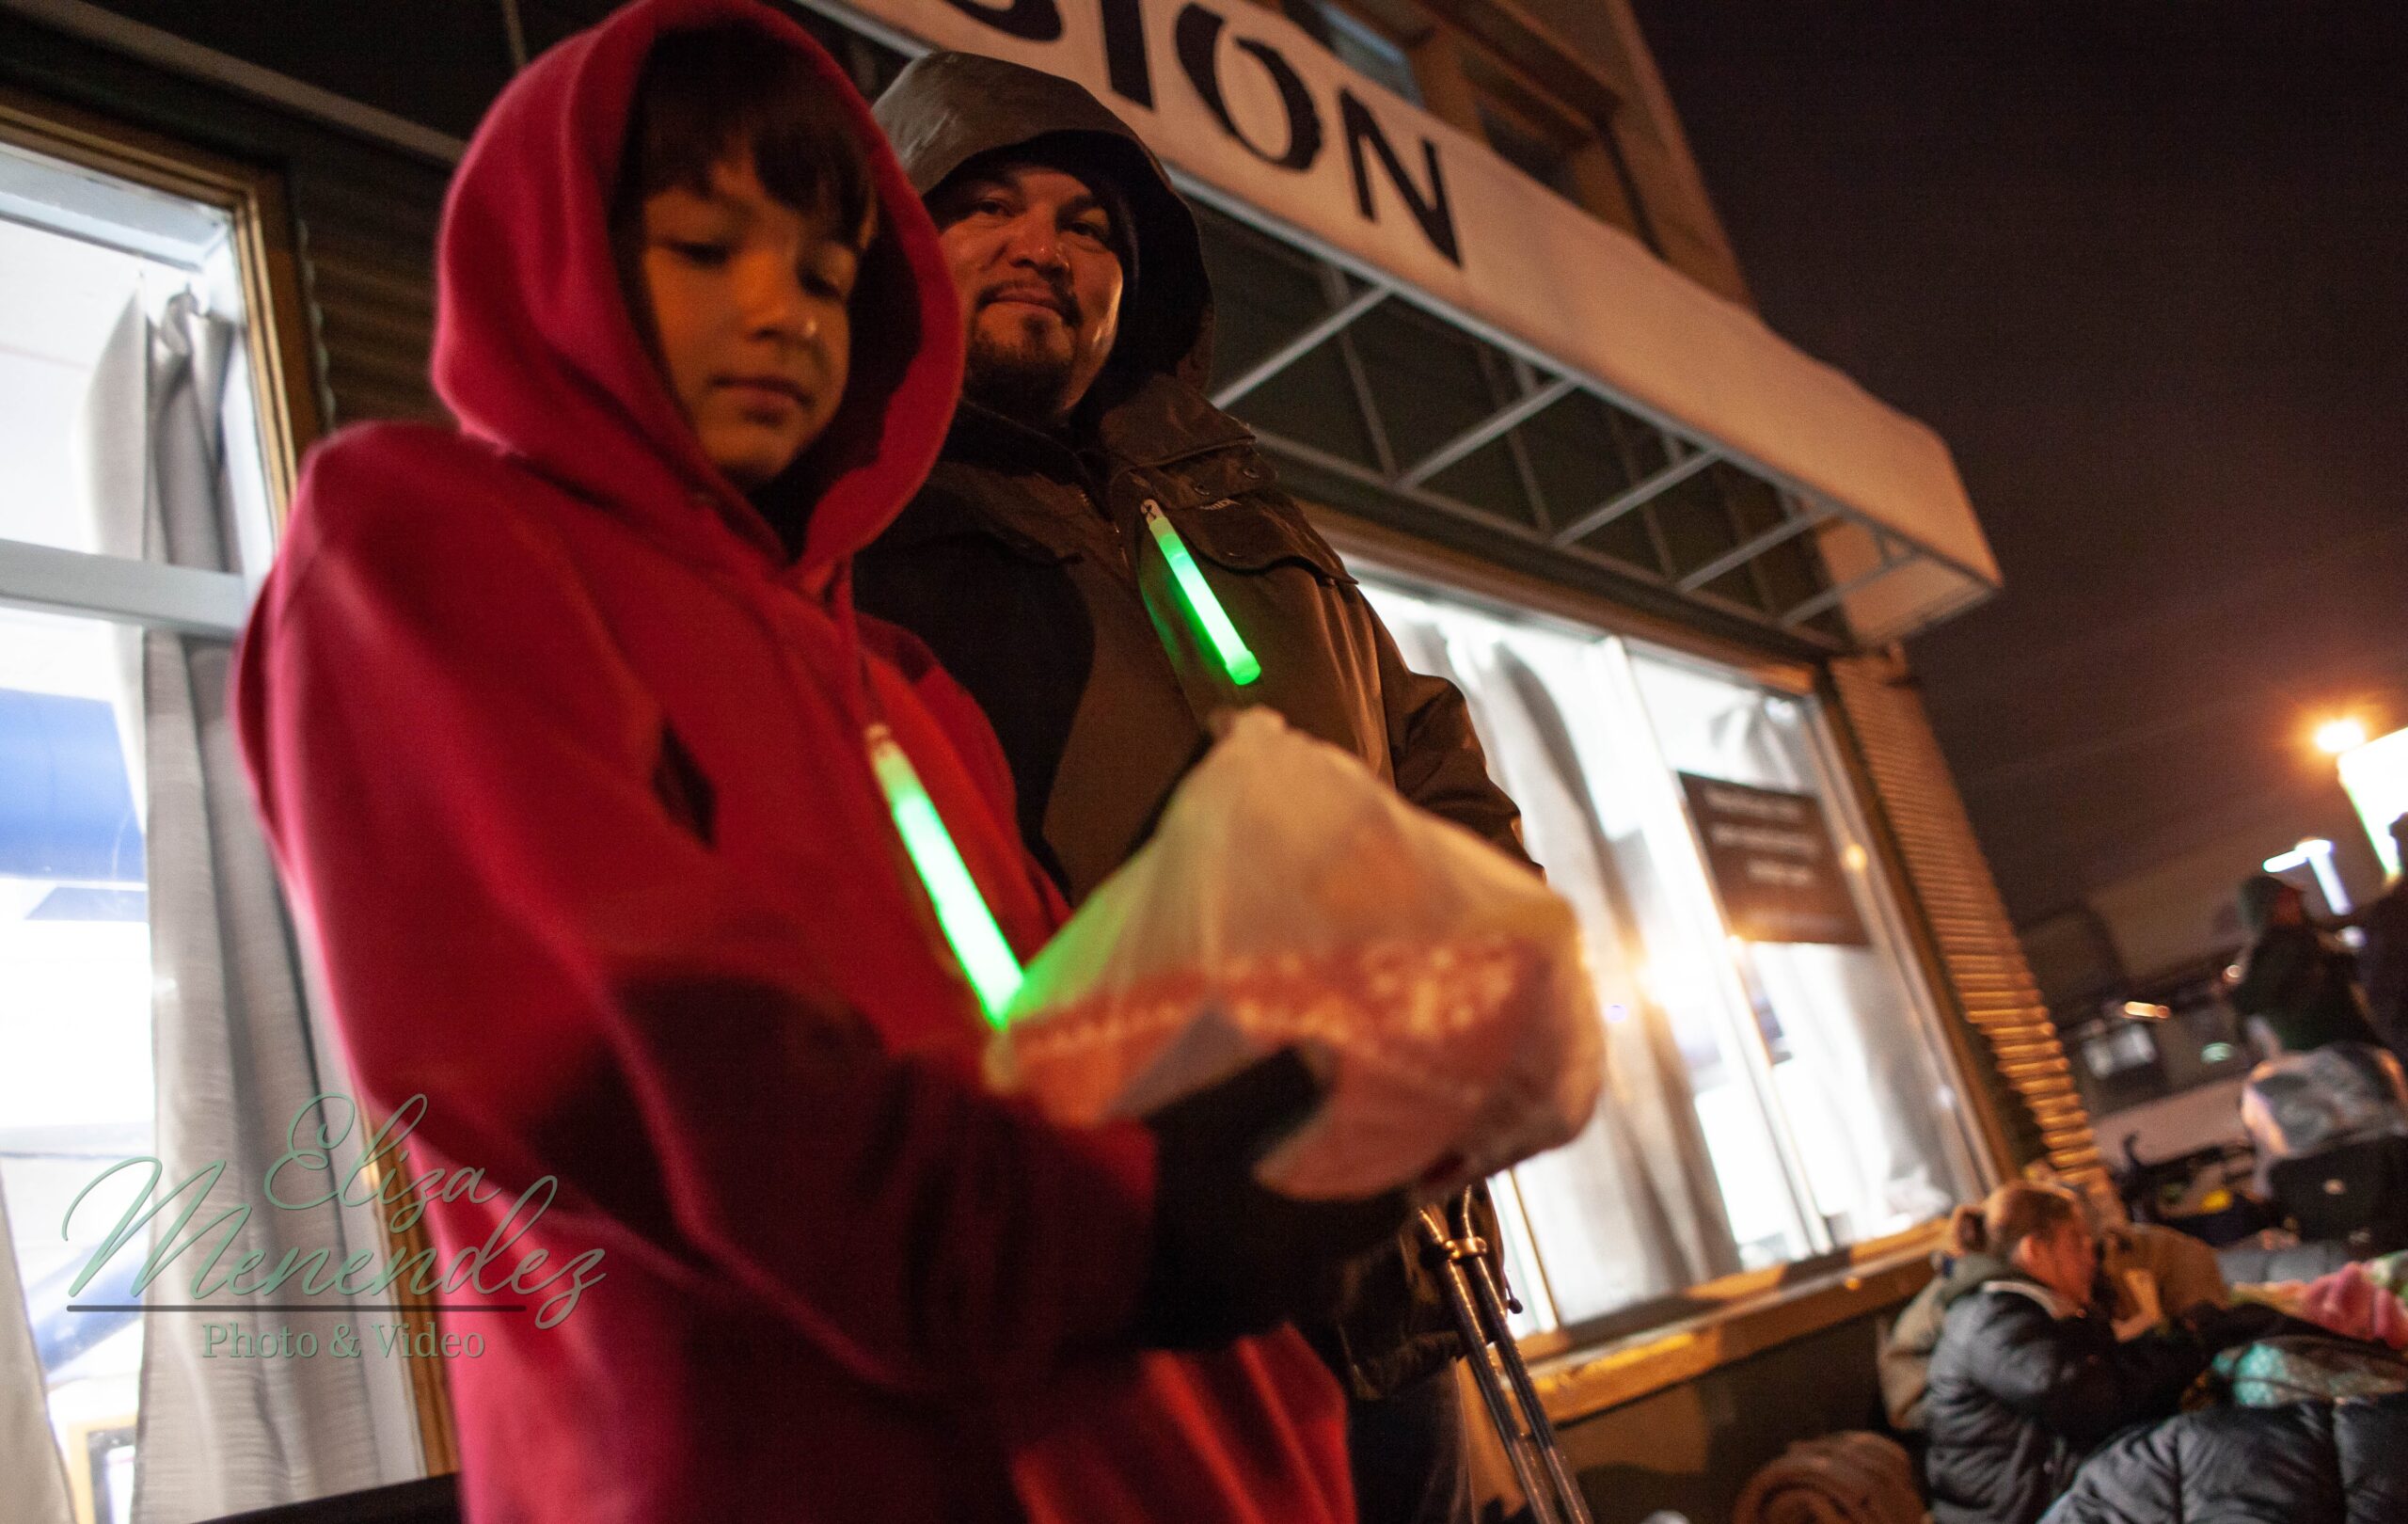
[929,161,1124,424]
[638,151,867,490]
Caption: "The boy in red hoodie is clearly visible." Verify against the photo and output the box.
[232,3,1400,1520]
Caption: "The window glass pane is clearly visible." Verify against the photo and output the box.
[1517,390,1669,559]
[1,606,152,1524]
[1361,579,1810,1327]
[1358,573,1983,1335]
[1475,100,1577,202]
[1196,210,1386,469]
[0,141,277,581]
[1629,653,1981,1244]
[1196,206,1327,385]
[1286,0,1423,105]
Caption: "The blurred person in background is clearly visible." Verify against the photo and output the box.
[1882,1175,2225,1435]
[2230,874,2380,1056]
[1921,1183,2257,1524]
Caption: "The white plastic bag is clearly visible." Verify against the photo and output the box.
[990,708,1603,1199]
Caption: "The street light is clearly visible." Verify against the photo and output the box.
[2317,716,2370,754]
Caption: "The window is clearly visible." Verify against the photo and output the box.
[1472,93,1579,204]
[1358,573,1985,1341]
[1281,0,1424,104]
[1450,40,1641,233]
[1275,0,1647,230]
[0,116,425,1524]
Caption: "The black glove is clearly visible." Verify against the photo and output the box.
[1131,1047,1413,1350]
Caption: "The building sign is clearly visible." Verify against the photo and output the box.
[1678,774,1868,945]
[860,0,1469,278]
[814,0,1996,643]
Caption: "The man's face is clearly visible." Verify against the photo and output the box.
[929,161,1124,425]
[636,151,866,490]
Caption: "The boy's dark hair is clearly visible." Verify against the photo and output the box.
[611,23,876,243]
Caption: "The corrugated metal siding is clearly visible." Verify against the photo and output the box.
[1828,648,2109,1197]
[288,157,448,427]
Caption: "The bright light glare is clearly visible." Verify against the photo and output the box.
[2263,837,2352,915]
[2317,717,2369,754]
[2337,725,2408,879]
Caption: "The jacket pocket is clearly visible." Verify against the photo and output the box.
[1164,499,1356,586]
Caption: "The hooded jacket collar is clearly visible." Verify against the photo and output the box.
[432,0,962,590]
[1931,1249,2016,1313]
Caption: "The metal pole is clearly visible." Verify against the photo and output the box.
[1417,1196,1595,1524]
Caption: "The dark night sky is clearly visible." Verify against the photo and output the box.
[1629,2,2408,922]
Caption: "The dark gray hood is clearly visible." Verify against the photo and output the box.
[873,51,1213,389]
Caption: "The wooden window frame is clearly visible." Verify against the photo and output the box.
[0,86,323,518]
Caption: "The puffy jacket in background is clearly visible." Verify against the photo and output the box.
[1923,1276,2208,1524]
[1883,1227,2226,1436]
[1881,1252,2012,1432]
[2040,1392,2408,1524]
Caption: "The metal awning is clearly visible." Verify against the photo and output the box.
[1179,189,1990,651]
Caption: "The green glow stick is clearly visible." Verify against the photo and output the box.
[865,722,1023,1024]
[1140,500,1262,687]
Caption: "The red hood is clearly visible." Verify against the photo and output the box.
[432,0,962,584]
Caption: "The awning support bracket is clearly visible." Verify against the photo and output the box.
[1397,373,1578,489]
[1779,535,1905,628]
[1551,442,1721,547]
[1675,505,1829,594]
[1210,280,1391,412]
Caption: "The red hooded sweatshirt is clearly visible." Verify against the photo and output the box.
[231,2,1346,1521]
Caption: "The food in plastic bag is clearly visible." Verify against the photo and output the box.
[990,708,1603,1199]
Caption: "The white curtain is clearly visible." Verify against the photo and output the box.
[78,292,422,1522]
[1375,597,1738,1319]
[1,1177,76,1524]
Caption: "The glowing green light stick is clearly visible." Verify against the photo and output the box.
[865,722,1023,1024]
[1140,500,1262,688]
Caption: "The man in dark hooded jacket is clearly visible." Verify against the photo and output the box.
[859,51,1531,1524]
